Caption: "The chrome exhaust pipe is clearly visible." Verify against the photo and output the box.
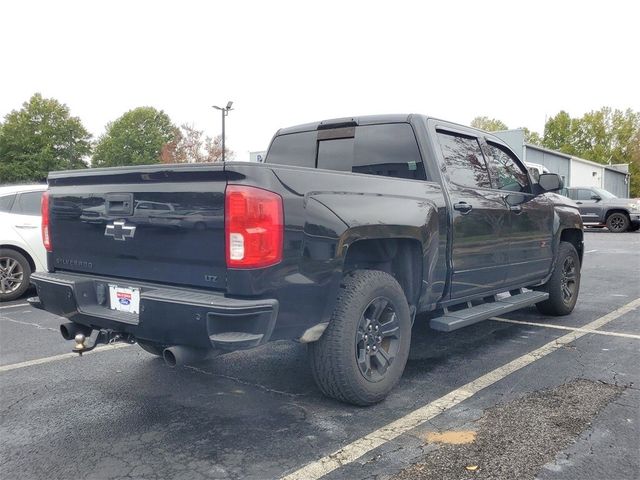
[162,346,209,367]
[60,322,93,341]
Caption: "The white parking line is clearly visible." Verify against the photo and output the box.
[492,317,640,340]
[0,303,30,310]
[0,343,132,373]
[585,249,598,254]
[280,297,640,480]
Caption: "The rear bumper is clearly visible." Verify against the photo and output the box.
[30,271,279,351]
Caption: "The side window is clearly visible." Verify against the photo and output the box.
[0,194,16,212]
[485,143,530,192]
[558,188,569,198]
[266,131,316,168]
[14,191,43,216]
[576,189,593,201]
[437,131,491,189]
[352,124,426,180]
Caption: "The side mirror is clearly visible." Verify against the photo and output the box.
[590,194,602,201]
[505,193,527,206]
[538,173,563,192]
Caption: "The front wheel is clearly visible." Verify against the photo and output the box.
[606,213,629,233]
[308,270,412,406]
[535,242,581,316]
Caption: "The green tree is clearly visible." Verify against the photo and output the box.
[470,116,508,132]
[521,127,543,146]
[543,107,640,196]
[0,93,92,183]
[542,110,579,155]
[93,107,178,167]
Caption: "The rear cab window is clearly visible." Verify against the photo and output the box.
[266,123,427,181]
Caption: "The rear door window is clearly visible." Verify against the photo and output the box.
[14,191,43,216]
[437,131,491,189]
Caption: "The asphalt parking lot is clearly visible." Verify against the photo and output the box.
[1,229,639,480]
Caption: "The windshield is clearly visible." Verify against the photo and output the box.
[592,187,617,199]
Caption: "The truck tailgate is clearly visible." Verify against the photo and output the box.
[47,165,227,291]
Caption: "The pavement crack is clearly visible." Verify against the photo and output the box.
[184,365,306,398]
[0,317,58,333]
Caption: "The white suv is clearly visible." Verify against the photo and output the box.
[0,184,47,301]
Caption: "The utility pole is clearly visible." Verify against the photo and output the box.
[212,101,233,162]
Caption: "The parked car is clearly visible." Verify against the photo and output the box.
[559,186,640,232]
[0,184,47,301]
[30,114,583,405]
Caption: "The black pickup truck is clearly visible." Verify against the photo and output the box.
[30,114,584,405]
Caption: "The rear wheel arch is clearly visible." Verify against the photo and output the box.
[342,237,423,308]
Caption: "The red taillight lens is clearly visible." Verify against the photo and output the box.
[225,185,283,268]
[41,190,52,252]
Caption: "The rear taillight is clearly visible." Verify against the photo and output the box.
[41,191,52,252]
[225,185,283,268]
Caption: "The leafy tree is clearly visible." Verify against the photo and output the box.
[0,93,92,183]
[521,127,543,146]
[543,107,640,196]
[93,107,178,167]
[470,116,508,132]
[161,124,233,164]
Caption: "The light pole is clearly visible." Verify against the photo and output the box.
[212,101,233,162]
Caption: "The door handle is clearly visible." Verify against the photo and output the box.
[509,205,523,214]
[453,202,473,214]
[576,201,583,204]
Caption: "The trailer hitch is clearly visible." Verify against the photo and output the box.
[73,330,135,356]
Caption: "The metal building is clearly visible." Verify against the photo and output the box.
[494,129,630,197]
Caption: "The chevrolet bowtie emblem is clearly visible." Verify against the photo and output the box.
[105,221,136,241]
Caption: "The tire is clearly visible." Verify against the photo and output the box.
[606,212,629,233]
[0,249,32,302]
[308,270,412,406]
[535,242,581,316]
[137,341,165,356]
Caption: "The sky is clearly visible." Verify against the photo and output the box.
[1,0,638,161]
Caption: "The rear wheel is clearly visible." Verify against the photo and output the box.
[308,270,411,406]
[0,249,32,302]
[535,242,581,316]
[137,341,165,356]
[606,213,629,233]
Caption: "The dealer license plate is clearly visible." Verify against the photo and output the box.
[108,284,141,314]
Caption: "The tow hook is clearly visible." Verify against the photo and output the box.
[72,330,135,356]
